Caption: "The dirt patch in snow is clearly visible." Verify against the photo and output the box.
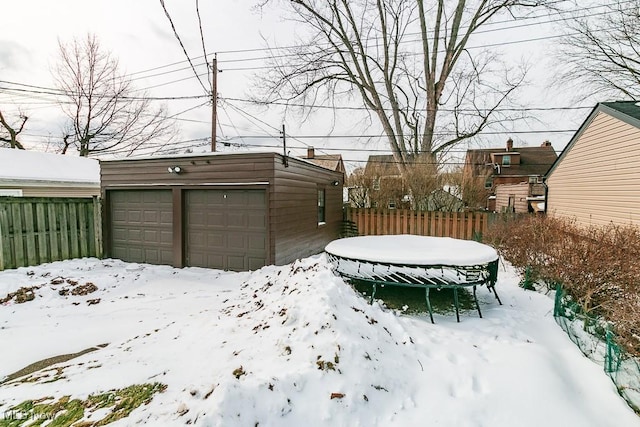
[1,286,41,304]
[1,343,109,385]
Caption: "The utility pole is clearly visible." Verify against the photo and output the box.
[211,54,218,152]
[281,124,288,167]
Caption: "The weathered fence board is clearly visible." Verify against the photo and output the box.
[345,208,493,240]
[0,197,103,270]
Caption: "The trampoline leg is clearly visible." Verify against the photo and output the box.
[370,283,377,305]
[473,285,483,318]
[490,285,503,305]
[425,288,434,324]
[454,287,460,323]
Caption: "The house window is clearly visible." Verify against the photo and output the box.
[373,178,381,190]
[502,155,511,166]
[318,189,326,224]
[485,177,493,188]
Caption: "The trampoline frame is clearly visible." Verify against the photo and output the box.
[326,252,502,323]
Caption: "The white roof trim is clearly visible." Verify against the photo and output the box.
[104,182,270,188]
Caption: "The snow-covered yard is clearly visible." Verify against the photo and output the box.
[0,255,638,426]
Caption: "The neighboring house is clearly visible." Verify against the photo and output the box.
[100,152,343,272]
[494,182,545,214]
[546,101,640,228]
[0,148,100,197]
[463,139,557,212]
[350,155,463,211]
[345,167,375,208]
[363,154,407,209]
[300,147,346,174]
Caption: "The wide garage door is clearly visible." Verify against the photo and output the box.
[185,189,267,271]
[109,190,173,265]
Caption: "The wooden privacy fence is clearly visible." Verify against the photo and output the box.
[345,208,491,240]
[0,197,102,270]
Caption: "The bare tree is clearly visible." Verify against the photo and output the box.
[255,0,549,177]
[404,162,441,209]
[557,1,640,100]
[53,34,174,157]
[346,168,373,208]
[450,167,491,210]
[0,109,27,149]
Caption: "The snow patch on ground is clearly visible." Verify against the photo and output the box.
[0,256,638,426]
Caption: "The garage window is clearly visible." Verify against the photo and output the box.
[318,189,326,224]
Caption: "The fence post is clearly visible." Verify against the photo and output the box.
[36,202,48,264]
[0,210,5,271]
[553,284,563,317]
[483,212,489,237]
[604,328,622,374]
[94,196,103,258]
[48,203,60,262]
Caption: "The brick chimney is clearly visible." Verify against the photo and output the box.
[506,138,513,152]
[307,147,315,159]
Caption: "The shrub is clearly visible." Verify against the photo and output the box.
[485,215,640,356]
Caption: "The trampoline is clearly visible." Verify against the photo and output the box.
[325,235,501,323]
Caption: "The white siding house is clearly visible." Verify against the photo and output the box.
[546,102,640,227]
[495,182,530,213]
[0,148,100,197]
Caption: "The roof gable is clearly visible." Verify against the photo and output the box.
[600,101,640,126]
[465,145,557,177]
[547,101,640,178]
[300,154,345,173]
[364,155,401,176]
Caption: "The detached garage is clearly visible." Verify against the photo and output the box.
[100,152,343,271]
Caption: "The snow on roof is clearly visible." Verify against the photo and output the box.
[325,235,498,266]
[0,148,99,185]
[99,148,284,162]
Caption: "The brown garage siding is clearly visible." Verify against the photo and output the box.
[101,152,343,270]
[271,159,342,265]
[100,153,276,185]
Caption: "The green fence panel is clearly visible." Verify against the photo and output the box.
[0,197,103,270]
[554,285,640,414]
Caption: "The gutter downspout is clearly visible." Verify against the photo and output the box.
[542,176,549,215]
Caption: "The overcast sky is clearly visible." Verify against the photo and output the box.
[0,0,602,168]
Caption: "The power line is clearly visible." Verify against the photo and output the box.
[222,129,576,140]
[0,81,209,101]
[209,0,585,57]
[221,96,593,113]
[48,0,620,87]
[167,101,210,120]
[202,141,564,166]
[195,0,212,87]
[215,2,629,60]
[2,5,629,99]
[134,73,210,92]
[158,0,210,95]
[128,61,208,84]
[0,80,595,116]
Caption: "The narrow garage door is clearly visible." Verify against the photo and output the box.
[109,190,173,265]
[185,189,267,271]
